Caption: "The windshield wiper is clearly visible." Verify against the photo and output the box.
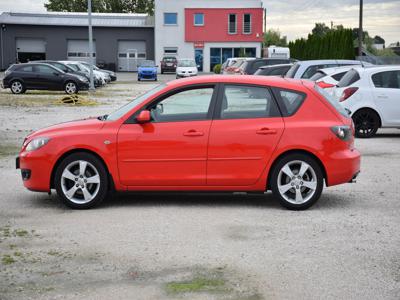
[97,114,108,121]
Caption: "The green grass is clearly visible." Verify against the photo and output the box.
[166,277,226,293]
[2,254,16,265]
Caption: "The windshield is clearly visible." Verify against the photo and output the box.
[231,60,244,68]
[140,60,156,67]
[106,84,167,121]
[163,57,176,62]
[314,84,349,118]
[178,60,196,67]
[337,69,360,88]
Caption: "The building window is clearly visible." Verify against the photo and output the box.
[164,47,178,55]
[164,13,177,25]
[243,14,252,34]
[194,13,204,26]
[228,14,237,34]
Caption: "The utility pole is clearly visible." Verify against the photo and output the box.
[88,0,95,91]
[358,0,363,57]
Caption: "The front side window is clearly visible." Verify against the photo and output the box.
[228,14,237,34]
[164,13,177,25]
[274,88,306,116]
[219,85,280,119]
[372,71,400,89]
[194,13,204,26]
[149,87,215,122]
[243,14,252,34]
[34,65,56,74]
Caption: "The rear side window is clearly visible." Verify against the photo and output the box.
[285,63,300,78]
[314,85,349,118]
[372,71,400,89]
[337,69,360,88]
[270,66,291,76]
[16,65,33,72]
[273,88,306,116]
[219,85,280,119]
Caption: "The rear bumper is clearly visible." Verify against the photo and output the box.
[325,148,361,186]
[161,66,176,72]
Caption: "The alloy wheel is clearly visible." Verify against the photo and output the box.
[65,82,77,94]
[11,81,23,94]
[353,110,378,138]
[277,160,318,205]
[61,160,100,204]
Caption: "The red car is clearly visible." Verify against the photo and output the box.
[16,75,360,210]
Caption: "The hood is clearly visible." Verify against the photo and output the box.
[27,117,104,140]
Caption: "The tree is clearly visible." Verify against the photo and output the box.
[44,0,155,15]
[311,23,330,37]
[263,29,287,47]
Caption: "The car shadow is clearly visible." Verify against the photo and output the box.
[368,133,400,139]
[29,191,351,211]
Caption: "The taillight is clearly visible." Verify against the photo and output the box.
[331,125,352,141]
[317,81,335,88]
[340,87,358,102]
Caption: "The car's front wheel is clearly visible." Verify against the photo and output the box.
[10,80,26,94]
[352,109,380,138]
[54,152,108,209]
[270,153,323,210]
[64,81,78,94]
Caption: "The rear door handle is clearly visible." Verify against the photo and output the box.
[256,128,277,135]
[183,129,204,137]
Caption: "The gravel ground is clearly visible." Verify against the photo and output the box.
[0,73,399,300]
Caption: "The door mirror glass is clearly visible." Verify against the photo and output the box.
[136,110,151,123]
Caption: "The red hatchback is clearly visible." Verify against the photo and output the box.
[16,75,360,210]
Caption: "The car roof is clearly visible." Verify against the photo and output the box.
[165,75,310,91]
[294,59,362,66]
[353,65,400,74]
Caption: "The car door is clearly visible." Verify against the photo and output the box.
[207,84,284,186]
[117,85,217,186]
[16,65,36,88]
[371,70,400,126]
[33,65,63,90]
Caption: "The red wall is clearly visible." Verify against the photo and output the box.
[185,8,264,43]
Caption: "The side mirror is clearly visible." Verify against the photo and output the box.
[136,110,151,124]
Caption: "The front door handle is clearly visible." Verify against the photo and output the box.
[256,128,277,135]
[183,129,204,137]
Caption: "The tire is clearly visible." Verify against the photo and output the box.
[10,80,26,94]
[154,77,158,81]
[138,78,141,81]
[161,70,164,74]
[352,109,380,138]
[64,81,78,94]
[54,152,109,209]
[270,153,324,210]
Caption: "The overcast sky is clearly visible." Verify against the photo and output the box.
[0,0,398,45]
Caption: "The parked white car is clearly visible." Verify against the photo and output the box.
[309,66,360,94]
[285,59,368,79]
[334,66,400,138]
[59,61,106,86]
[176,59,198,79]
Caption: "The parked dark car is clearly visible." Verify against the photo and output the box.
[160,56,177,74]
[2,63,89,94]
[31,60,90,81]
[239,58,292,75]
[254,64,293,77]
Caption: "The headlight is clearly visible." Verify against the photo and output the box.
[25,137,50,152]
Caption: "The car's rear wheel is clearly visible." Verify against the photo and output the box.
[352,109,379,138]
[54,152,108,209]
[65,81,78,94]
[270,154,323,210]
[10,80,26,94]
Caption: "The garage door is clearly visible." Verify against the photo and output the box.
[16,38,46,63]
[118,41,146,72]
[67,40,96,64]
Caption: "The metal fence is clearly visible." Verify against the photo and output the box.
[356,55,400,65]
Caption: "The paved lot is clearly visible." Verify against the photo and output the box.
[0,73,399,299]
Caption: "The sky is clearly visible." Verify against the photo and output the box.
[0,0,398,45]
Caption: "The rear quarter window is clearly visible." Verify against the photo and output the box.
[337,69,360,88]
[273,88,306,116]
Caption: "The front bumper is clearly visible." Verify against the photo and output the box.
[177,73,197,78]
[139,73,157,79]
[16,150,54,192]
